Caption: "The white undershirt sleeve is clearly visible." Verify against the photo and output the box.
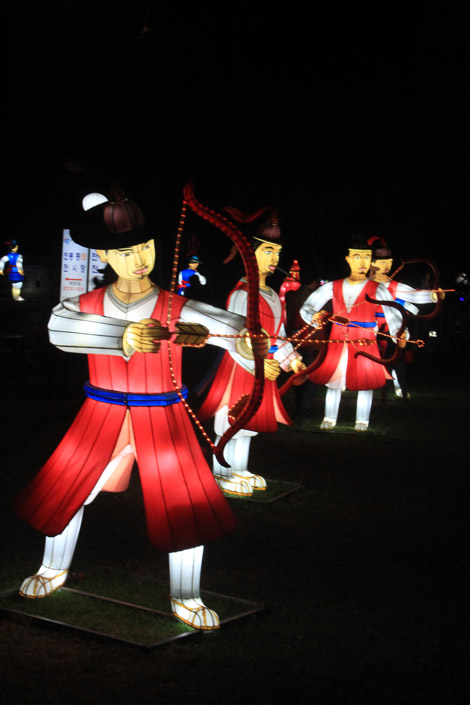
[48,297,130,356]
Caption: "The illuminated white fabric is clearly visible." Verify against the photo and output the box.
[324,387,342,420]
[82,192,107,210]
[84,443,135,504]
[212,433,253,477]
[169,546,219,629]
[0,254,23,271]
[169,545,204,599]
[178,270,207,286]
[388,281,436,304]
[228,283,300,374]
[48,287,245,357]
[356,390,373,424]
[301,280,404,428]
[300,279,404,334]
[301,279,405,390]
[48,288,247,497]
[384,280,436,315]
[19,506,84,597]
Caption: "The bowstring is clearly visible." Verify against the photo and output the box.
[166,198,218,453]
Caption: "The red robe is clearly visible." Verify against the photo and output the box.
[14,287,236,552]
[309,279,391,391]
[198,281,292,433]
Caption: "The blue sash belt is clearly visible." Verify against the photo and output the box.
[347,321,376,328]
[376,298,405,318]
[83,381,189,407]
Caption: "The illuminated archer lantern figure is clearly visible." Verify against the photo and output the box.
[14,187,265,630]
[0,240,25,301]
[368,235,445,399]
[300,238,407,431]
[178,255,207,296]
[198,212,305,496]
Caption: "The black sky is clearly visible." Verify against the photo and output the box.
[6,2,469,284]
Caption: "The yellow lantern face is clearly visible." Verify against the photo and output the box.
[372,258,393,277]
[345,249,372,278]
[97,240,156,280]
[255,242,282,278]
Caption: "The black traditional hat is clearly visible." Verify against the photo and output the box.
[367,235,393,260]
[347,234,372,252]
[252,211,282,246]
[68,176,156,250]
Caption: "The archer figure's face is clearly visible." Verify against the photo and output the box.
[97,240,156,280]
[372,258,393,277]
[345,249,372,279]
[255,242,282,278]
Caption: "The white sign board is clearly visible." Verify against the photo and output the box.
[60,229,104,301]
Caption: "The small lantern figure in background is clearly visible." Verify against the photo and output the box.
[198,212,305,496]
[178,255,207,296]
[279,260,301,324]
[0,240,25,301]
[300,238,407,432]
[14,185,266,630]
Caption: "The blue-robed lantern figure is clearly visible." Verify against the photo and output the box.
[0,240,25,301]
[14,184,268,630]
[177,255,207,296]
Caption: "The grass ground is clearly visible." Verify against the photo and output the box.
[0,297,468,704]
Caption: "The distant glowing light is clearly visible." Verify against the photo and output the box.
[82,193,107,211]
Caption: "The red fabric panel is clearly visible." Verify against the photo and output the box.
[15,287,234,551]
[309,279,389,390]
[197,281,291,432]
[14,399,126,535]
[132,404,236,552]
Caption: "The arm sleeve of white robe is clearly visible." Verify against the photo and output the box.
[48,297,131,356]
[300,281,334,325]
[274,322,302,371]
[223,287,301,374]
[216,288,256,374]
[180,299,244,353]
[49,295,247,358]
[195,271,207,285]
[394,282,437,312]
[376,283,409,338]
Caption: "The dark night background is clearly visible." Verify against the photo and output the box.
[3,4,469,704]
[6,2,468,298]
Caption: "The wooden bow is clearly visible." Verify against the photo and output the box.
[354,295,409,366]
[399,258,443,320]
[183,183,266,468]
